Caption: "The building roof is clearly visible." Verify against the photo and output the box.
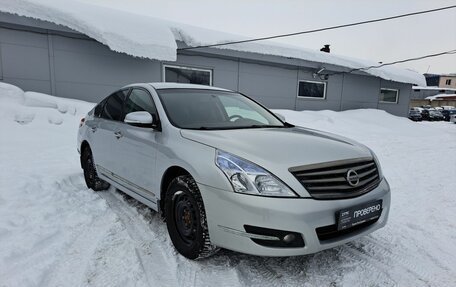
[425,94,456,101]
[0,0,426,86]
[413,86,456,91]
[424,73,456,77]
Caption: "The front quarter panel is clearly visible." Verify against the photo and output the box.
[154,131,233,199]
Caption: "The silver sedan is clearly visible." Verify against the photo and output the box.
[77,83,390,259]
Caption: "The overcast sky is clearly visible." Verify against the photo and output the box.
[94,0,455,74]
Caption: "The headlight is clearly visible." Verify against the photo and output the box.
[215,150,297,197]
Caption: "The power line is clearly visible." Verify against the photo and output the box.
[321,49,456,79]
[178,5,456,51]
[348,50,456,72]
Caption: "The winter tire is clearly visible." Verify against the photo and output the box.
[165,175,218,259]
[81,146,110,191]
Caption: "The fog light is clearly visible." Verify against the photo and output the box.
[283,234,296,243]
[244,225,305,248]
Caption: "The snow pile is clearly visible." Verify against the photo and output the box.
[0,0,425,86]
[0,82,94,125]
[1,83,455,286]
[425,93,456,101]
[0,82,25,104]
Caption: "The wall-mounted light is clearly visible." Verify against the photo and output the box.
[313,67,329,80]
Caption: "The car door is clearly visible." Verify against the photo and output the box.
[84,98,106,163]
[110,87,159,202]
[91,90,128,175]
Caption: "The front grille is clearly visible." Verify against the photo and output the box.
[289,157,381,199]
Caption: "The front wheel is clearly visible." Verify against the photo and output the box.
[165,175,218,259]
[81,147,110,191]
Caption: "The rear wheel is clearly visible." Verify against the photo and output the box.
[81,146,110,191]
[165,175,218,259]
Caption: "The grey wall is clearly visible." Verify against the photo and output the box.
[51,35,161,102]
[0,25,163,102]
[0,12,413,116]
[238,61,297,109]
[0,26,52,94]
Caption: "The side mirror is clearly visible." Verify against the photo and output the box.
[274,112,286,122]
[124,111,159,129]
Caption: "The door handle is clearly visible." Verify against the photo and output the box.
[114,131,123,139]
[91,127,97,133]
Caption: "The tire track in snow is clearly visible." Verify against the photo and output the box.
[355,235,453,286]
[339,234,442,287]
[338,243,397,286]
[174,254,242,287]
[232,257,286,287]
[99,188,242,287]
[98,189,180,287]
[41,176,120,286]
[2,175,117,286]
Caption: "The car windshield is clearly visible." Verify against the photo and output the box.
[430,111,442,115]
[157,89,285,130]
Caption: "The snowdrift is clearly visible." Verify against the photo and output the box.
[0,82,94,125]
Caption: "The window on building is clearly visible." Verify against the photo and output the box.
[163,65,212,86]
[379,88,399,103]
[297,80,326,99]
[445,79,452,85]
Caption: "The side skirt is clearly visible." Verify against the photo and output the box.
[96,165,159,212]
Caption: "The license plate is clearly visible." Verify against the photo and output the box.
[337,200,383,231]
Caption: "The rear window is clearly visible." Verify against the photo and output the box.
[101,90,129,121]
[94,99,106,117]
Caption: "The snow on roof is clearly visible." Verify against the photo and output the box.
[0,0,426,86]
[425,93,456,100]
[413,86,456,91]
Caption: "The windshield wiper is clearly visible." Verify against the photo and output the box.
[191,123,294,130]
[240,124,290,129]
[194,126,214,130]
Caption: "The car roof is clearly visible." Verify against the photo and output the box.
[147,82,232,92]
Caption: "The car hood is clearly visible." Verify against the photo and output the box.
[181,127,372,196]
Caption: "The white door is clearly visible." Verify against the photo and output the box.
[91,90,129,176]
[111,88,159,203]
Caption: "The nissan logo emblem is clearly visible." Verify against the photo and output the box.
[346,169,360,186]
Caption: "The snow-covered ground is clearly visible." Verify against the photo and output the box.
[0,82,455,287]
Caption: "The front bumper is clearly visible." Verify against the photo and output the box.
[199,178,390,257]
